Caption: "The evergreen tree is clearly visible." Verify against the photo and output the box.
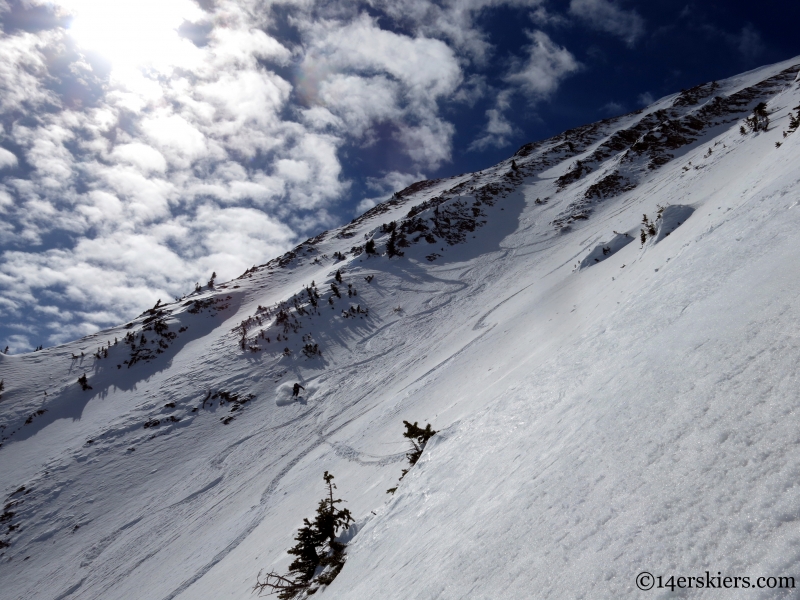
[743,102,770,133]
[77,373,92,391]
[335,269,342,283]
[314,472,353,544]
[254,472,353,598]
[401,421,436,468]
[365,238,376,255]
[387,421,436,493]
[285,519,322,586]
[386,229,404,258]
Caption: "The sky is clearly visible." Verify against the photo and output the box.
[1,0,799,353]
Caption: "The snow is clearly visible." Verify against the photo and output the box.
[651,204,694,244]
[2,56,800,599]
[579,230,636,269]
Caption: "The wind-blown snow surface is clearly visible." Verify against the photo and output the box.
[3,57,800,599]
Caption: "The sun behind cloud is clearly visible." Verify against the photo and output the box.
[58,0,205,72]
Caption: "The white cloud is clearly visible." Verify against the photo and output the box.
[369,0,546,66]
[0,31,60,114]
[736,24,764,64]
[469,90,517,151]
[568,0,645,47]
[356,170,426,214]
[529,6,568,27]
[140,113,211,167]
[316,74,403,139]
[637,91,654,106]
[367,171,426,195]
[469,29,579,151]
[295,14,463,169]
[397,121,456,170]
[505,30,581,99]
[0,147,18,169]
[302,15,462,102]
[356,197,380,214]
[600,100,625,115]
[111,144,167,174]
[451,74,488,106]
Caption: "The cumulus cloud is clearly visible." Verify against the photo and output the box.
[0,147,18,169]
[529,6,568,27]
[568,0,645,47]
[368,0,547,66]
[600,100,625,115]
[296,14,463,169]
[735,24,764,64]
[469,90,517,151]
[110,144,167,174]
[469,30,578,150]
[506,30,581,98]
[637,91,654,106]
[0,4,330,347]
[356,170,426,214]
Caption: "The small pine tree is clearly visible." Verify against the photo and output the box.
[386,229,404,258]
[743,102,770,133]
[365,238,376,255]
[254,472,353,599]
[77,373,92,391]
[335,269,342,283]
[387,421,436,493]
[402,421,436,468]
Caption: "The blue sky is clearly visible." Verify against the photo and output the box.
[1,0,799,352]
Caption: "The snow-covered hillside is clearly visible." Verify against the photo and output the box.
[2,56,800,599]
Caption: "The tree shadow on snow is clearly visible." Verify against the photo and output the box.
[5,298,243,444]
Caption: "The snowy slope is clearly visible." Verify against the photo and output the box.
[2,56,800,600]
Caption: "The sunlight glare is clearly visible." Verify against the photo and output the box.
[59,0,205,71]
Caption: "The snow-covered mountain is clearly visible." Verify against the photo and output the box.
[2,56,800,599]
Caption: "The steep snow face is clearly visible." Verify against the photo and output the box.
[2,56,800,600]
